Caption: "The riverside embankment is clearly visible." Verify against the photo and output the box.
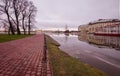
[47,33,120,76]
[45,35,107,76]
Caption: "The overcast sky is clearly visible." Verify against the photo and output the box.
[31,0,119,31]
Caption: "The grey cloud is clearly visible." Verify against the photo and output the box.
[31,0,119,30]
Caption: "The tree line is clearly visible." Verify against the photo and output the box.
[0,0,37,35]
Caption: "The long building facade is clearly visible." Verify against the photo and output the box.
[78,19,120,36]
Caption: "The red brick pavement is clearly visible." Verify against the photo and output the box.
[0,34,53,76]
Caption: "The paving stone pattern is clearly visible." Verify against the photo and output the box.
[0,34,53,76]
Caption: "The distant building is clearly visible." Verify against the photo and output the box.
[78,24,88,33]
[78,19,120,36]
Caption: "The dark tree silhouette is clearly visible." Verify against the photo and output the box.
[12,0,21,35]
[0,0,37,35]
[0,0,15,35]
[20,0,29,34]
[27,1,37,35]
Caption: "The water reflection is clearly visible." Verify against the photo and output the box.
[64,33,69,42]
[50,32,120,51]
[78,34,120,50]
[48,33,120,76]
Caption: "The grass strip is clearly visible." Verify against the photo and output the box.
[0,34,33,43]
[46,35,108,76]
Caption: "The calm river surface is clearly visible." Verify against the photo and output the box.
[47,33,120,76]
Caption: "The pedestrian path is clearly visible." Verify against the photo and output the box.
[0,34,52,76]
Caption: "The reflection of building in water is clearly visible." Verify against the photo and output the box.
[78,19,120,36]
[78,33,88,42]
[78,34,120,50]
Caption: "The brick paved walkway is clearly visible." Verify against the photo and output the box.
[0,34,52,76]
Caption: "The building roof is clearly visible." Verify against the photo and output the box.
[89,19,120,25]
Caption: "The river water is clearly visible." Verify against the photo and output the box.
[47,33,120,76]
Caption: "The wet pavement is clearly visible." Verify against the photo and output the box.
[0,34,52,76]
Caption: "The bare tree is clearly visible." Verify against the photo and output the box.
[0,0,37,35]
[12,0,21,35]
[20,0,29,34]
[27,1,37,35]
[0,0,15,35]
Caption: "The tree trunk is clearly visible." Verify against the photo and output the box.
[13,1,21,35]
[22,15,26,35]
[15,11,21,35]
[16,18,21,35]
[6,12,15,35]
[8,27,11,35]
[28,15,31,35]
